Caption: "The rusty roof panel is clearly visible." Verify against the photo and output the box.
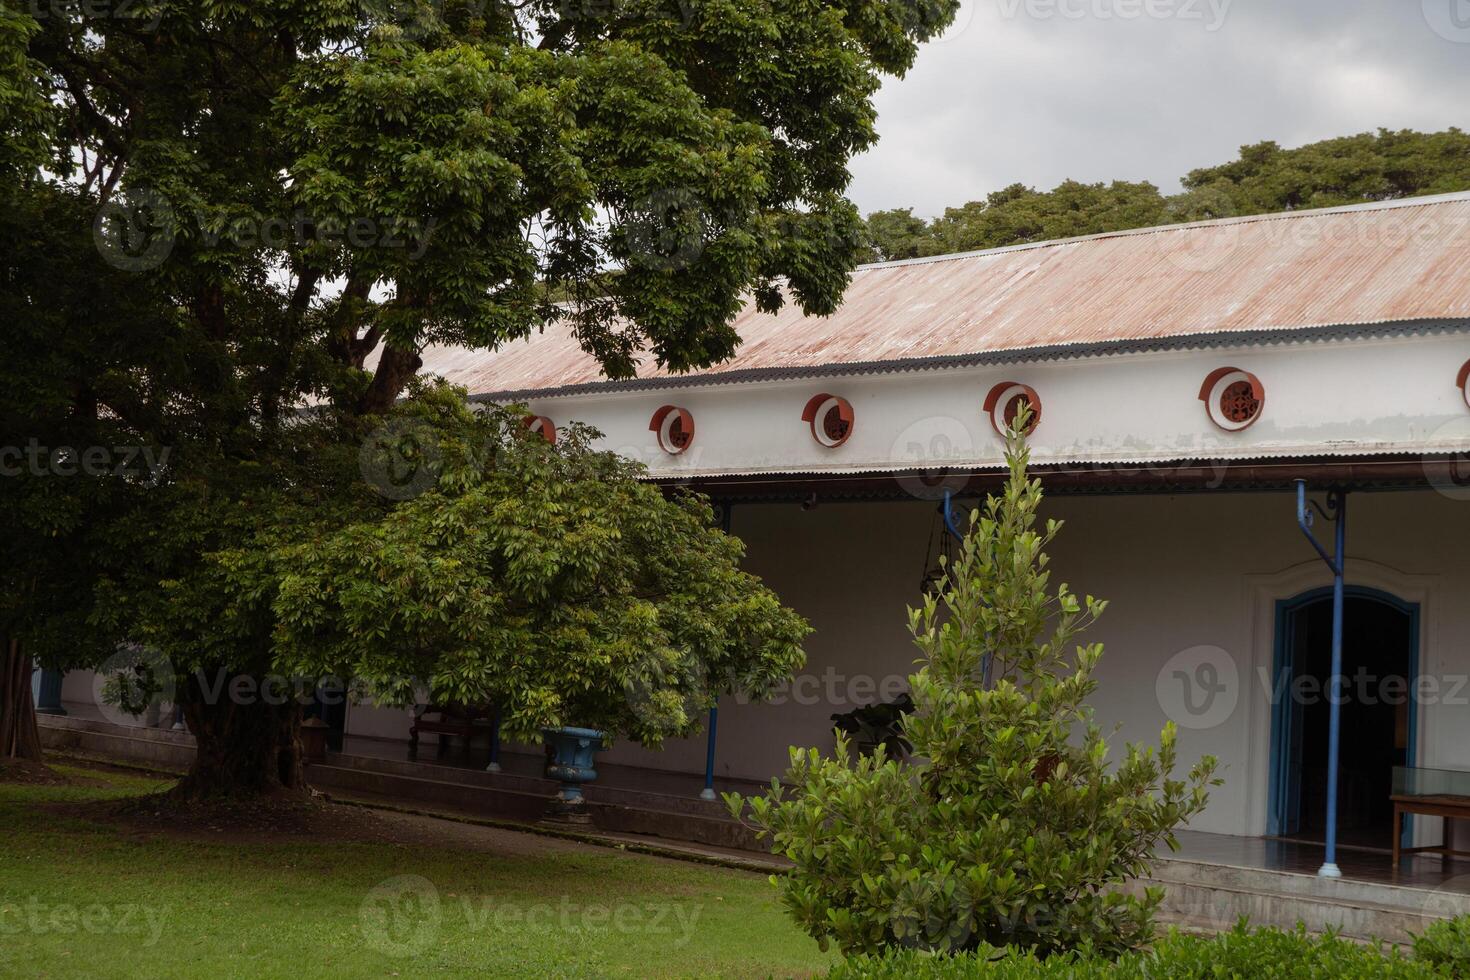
[417,193,1470,398]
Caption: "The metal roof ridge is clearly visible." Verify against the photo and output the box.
[854,190,1470,272]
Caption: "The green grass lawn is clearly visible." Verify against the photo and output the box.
[0,763,834,979]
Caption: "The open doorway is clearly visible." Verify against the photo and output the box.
[1269,588,1419,850]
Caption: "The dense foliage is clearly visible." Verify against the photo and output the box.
[824,922,1461,979]
[266,384,809,744]
[864,128,1470,260]
[728,418,1217,957]
[1,0,954,780]
[1415,914,1470,976]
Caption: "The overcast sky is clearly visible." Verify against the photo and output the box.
[849,0,1470,216]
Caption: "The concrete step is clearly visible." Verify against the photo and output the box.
[326,750,735,820]
[306,762,549,822]
[1149,857,1470,919]
[306,761,761,852]
[38,714,196,770]
[1126,857,1470,944]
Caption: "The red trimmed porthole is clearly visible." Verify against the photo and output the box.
[983,382,1042,437]
[801,394,854,448]
[1457,359,1470,411]
[1199,367,1265,431]
[523,415,556,444]
[649,405,695,455]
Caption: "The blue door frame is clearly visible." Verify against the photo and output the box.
[1267,586,1420,842]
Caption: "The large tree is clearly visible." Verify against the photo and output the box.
[1,0,954,791]
[0,183,172,765]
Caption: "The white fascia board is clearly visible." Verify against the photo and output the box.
[502,334,1470,478]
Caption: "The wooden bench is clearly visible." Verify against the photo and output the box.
[409,704,496,760]
[1391,793,1470,868]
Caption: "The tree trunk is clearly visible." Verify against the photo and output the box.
[356,343,422,416]
[1,637,44,762]
[174,671,307,799]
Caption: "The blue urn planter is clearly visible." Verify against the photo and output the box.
[542,726,605,818]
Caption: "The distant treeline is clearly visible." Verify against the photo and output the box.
[863,128,1470,261]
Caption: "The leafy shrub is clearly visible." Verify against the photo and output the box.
[1416,915,1470,977]
[270,384,811,744]
[826,923,1435,979]
[728,419,1218,958]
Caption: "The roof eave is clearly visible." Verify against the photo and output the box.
[466,317,1470,404]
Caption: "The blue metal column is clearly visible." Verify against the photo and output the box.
[700,502,733,800]
[1295,480,1348,879]
[486,707,502,773]
[35,669,66,715]
[700,705,719,801]
[941,489,964,540]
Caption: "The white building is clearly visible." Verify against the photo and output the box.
[383,192,1470,852]
[60,191,1470,858]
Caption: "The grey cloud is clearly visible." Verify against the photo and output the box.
[851,0,1470,216]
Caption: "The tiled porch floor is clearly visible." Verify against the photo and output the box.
[1169,829,1470,894]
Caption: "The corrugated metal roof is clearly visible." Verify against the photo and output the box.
[418,191,1470,399]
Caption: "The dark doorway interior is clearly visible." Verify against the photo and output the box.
[1279,594,1415,850]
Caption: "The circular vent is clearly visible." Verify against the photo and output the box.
[523,415,556,444]
[1199,368,1265,431]
[983,382,1042,437]
[649,406,695,455]
[801,394,854,448]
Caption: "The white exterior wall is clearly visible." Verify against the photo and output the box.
[513,333,1470,480]
[494,329,1470,837]
[52,332,1470,840]
[589,488,1470,838]
[60,486,1468,839]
